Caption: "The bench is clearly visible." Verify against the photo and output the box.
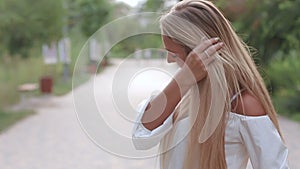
[18,83,38,101]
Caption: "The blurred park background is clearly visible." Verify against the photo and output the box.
[0,0,299,132]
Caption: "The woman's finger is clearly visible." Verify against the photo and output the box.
[201,42,224,65]
[195,41,223,62]
[193,37,220,55]
[205,42,224,56]
[203,54,216,66]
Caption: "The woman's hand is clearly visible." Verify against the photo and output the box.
[176,38,224,87]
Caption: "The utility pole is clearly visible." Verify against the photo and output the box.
[62,0,70,81]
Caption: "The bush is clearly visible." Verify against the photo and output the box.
[232,0,300,65]
[267,50,300,115]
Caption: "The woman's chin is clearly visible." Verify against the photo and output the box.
[177,62,184,68]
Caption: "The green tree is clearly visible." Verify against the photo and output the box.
[225,0,300,115]
[267,50,300,114]
[0,0,64,58]
[76,0,112,37]
[233,0,300,65]
[141,0,165,11]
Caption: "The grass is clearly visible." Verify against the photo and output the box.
[280,112,300,123]
[0,109,35,133]
[53,75,90,96]
[53,78,73,96]
[272,93,300,123]
[291,113,300,122]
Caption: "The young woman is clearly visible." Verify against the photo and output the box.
[132,0,290,168]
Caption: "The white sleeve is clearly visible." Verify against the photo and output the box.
[240,115,290,169]
[132,97,174,150]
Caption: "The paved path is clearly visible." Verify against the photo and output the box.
[0,59,299,169]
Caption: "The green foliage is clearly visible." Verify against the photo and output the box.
[216,0,300,117]
[267,50,300,115]
[110,34,162,58]
[0,0,64,58]
[267,50,300,91]
[141,0,165,11]
[77,0,112,37]
[234,0,300,65]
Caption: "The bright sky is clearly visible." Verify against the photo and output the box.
[115,0,145,7]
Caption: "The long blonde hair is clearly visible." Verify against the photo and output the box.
[159,0,283,168]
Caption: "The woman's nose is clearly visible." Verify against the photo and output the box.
[167,52,176,63]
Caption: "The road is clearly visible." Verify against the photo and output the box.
[0,59,299,169]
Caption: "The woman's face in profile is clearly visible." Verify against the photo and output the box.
[162,35,188,67]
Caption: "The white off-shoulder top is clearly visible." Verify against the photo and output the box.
[132,96,290,169]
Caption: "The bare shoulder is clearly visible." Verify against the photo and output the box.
[233,91,267,116]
